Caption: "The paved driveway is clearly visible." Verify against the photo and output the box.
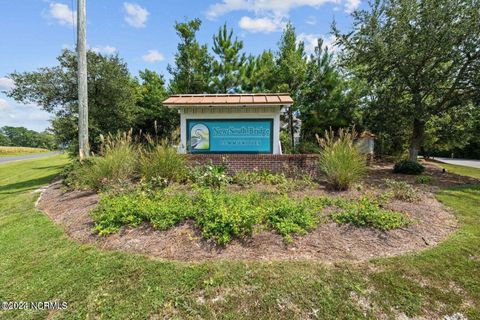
[434,157,480,169]
[0,152,61,164]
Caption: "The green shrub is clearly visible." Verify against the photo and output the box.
[139,144,187,183]
[232,170,287,186]
[62,158,95,189]
[385,179,420,202]
[266,197,327,242]
[91,192,145,235]
[332,196,411,230]
[189,163,231,188]
[143,192,194,230]
[317,128,367,191]
[416,175,432,184]
[393,160,425,175]
[65,132,138,190]
[91,190,193,235]
[194,189,262,245]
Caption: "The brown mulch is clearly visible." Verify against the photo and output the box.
[36,161,478,263]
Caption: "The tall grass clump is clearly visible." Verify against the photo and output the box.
[317,128,366,191]
[65,131,138,190]
[139,141,187,183]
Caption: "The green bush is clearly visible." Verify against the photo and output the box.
[189,163,231,188]
[415,175,432,184]
[393,160,425,175]
[317,128,367,191]
[385,179,420,202]
[265,197,327,242]
[143,192,194,230]
[91,192,145,235]
[194,189,262,245]
[91,190,193,235]
[64,132,138,190]
[332,196,411,231]
[139,144,187,183]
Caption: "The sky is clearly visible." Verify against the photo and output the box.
[0,0,364,132]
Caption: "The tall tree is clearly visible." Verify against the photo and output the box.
[7,49,138,152]
[335,0,480,161]
[276,22,307,151]
[168,19,212,94]
[135,69,178,139]
[299,39,361,143]
[242,50,277,93]
[211,23,246,93]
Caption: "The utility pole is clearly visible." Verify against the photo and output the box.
[77,0,89,159]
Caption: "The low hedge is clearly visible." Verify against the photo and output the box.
[393,160,425,175]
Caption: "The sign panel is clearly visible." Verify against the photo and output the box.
[187,119,273,154]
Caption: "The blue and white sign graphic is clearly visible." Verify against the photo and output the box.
[187,119,273,153]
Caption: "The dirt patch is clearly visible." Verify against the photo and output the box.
[37,160,473,263]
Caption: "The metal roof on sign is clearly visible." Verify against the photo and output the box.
[163,93,294,107]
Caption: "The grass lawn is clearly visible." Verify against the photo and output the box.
[0,155,479,319]
[432,161,480,179]
[0,146,51,157]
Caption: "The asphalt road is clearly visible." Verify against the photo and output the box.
[434,157,480,169]
[0,152,61,164]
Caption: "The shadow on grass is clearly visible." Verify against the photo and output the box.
[32,165,66,170]
[0,174,59,195]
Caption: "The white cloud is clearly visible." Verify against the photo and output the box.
[207,0,359,35]
[206,0,358,19]
[123,2,149,28]
[345,0,360,13]
[49,2,76,26]
[298,33,339,55]
[0,78,15,92]
[91,45,117,55]
[0,98,51,131]
[305,15,317,25]
[0,99,10,110]
[142,50,164,62]
[238,16,283,33]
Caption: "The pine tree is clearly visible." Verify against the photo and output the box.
[168,19,212,94]
[276,22,307,152]
[211,24,246,93]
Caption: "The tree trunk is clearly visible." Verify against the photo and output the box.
[408,119,425,162]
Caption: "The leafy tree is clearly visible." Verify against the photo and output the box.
[0,132,11,146]
[211,23,247,93]
[7,49,138,152]
[0,126,56,149]
[135,69,178,139]
[422,105,480,157]
[335,0,480,161]
[299,39,361,144]
[242,50,277,92]
[168,19,212,94]
[275,22,307,152]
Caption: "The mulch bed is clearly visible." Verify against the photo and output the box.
[36,161,478,263]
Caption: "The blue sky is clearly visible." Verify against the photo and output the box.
[0,0,363,131]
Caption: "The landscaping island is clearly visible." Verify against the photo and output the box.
[37,144,476,262]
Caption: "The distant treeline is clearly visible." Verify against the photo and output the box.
[0,126,56,150]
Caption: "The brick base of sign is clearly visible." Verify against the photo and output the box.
[186,154,320,176]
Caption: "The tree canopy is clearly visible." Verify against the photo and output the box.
[0,126,56,149]
[335,0,480,160]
